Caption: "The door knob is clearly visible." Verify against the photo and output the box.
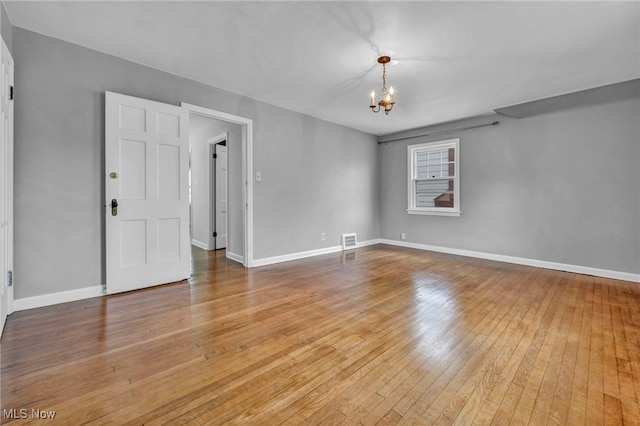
[111,199,118,216]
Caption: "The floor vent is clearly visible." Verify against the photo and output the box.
[342,233,357,250]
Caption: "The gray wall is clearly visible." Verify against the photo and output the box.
[190,117,243,258]
[9,21,638,302]
[379,87,640,274]
[12,27,379,299]
[253,112,380,258]
[1,3,11,51]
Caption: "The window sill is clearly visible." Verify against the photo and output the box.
[407,209,461,217]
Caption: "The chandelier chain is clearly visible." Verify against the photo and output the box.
[382,63,387,95]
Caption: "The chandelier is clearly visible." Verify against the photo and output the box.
[369,56,395,115]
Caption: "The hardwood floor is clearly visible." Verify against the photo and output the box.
[1,245,639,425]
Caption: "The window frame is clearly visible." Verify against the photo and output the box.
[407,138,461,217]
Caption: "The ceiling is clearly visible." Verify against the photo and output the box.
[4,1,639,136]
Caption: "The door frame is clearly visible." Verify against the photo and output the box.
[208,132,227,250]
[1,37,14,331]
[182,103,253,267]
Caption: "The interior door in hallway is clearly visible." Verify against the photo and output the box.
[214,144,227,250]
[105,92,190,294]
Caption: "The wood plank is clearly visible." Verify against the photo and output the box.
[548,274,584,425]
[527,274,576,425]
[586,277,605,425]
[450,270,539,425]
[566,276,594,425]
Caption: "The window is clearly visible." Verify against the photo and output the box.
[407,138,460,216]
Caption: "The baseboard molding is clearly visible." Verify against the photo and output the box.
[191,239,209,250]
[14,239,635,312]
[380,239,640,283]
[252,239,380,267]
[252,245,342,267]
[13,285,105,312]
[226,251,244,264]
[356,238,383,248]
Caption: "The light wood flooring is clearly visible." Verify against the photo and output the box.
[1,245,639,425]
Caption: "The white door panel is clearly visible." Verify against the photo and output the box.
[106,92,190,294]
[0,38,14,333]
[215,144,227,249]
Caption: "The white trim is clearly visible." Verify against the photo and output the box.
[380,239,640,283]
[357,238,382,248]
[191,239,208,250]
[226,251,244,264]
[208,133,229,144]
[252,239,381,267]
[253,246,342,267]
[13,286,105,312]
[181,103,254,267]
[408,138,461,216]
[407,209,461,217]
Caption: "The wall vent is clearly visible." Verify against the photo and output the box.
[342,233,357,250]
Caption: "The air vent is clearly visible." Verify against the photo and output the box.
[342,233,357,250]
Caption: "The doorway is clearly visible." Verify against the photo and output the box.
[183,103,253,267]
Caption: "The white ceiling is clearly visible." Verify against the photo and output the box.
[4,1,639,136]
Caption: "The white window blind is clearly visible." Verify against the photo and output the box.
[407,138,460,216]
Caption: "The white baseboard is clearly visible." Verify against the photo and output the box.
[14,238,636,312]
[356,238,383,248]
[253,245,342,267]
[380,239,640,283]
[191,239,209,250]
[226,251,244,264]
[13,285,105,312]
[9,239,376,311]
[252,239,380,267]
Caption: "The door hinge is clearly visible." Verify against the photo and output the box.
[7,270,12,286]
[9,86,13,100]
[213,153,217,159]
[213,232,218,237]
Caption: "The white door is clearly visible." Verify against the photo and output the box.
[215,144,227,249]
[0,38,14,332]
[105,92,190,294]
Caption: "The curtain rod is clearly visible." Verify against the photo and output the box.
[378,120,500,145]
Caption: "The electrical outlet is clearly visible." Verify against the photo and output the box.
[400,233,406,240]
[322,233,326,241]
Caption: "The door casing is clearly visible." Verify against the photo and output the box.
[182,103,253,267]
